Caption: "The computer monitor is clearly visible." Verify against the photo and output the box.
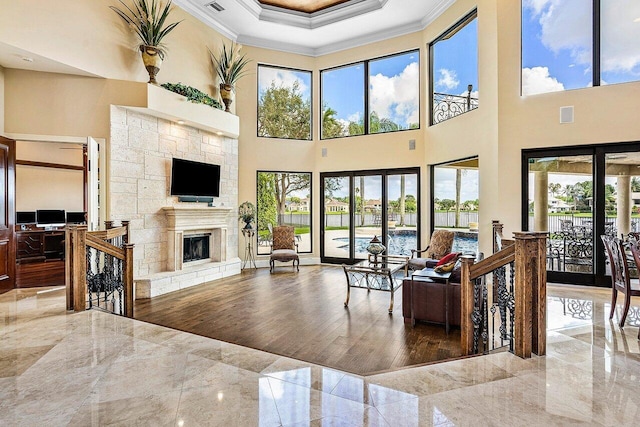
[66,211,87,224]
[36,209,66,227]
[16,211,36,224]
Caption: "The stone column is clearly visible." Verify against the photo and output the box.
[533,171,548,232]
[617,175,631,236]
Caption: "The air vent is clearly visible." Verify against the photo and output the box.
[559,106,574,124]
[207,1,225,12]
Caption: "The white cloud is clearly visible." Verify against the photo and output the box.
[435,68,459,91]
[369,62,419,126]
[258,67,309,97]
[522,67,565,96]
[525,0,640,76]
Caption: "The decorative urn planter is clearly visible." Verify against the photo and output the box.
[219,83,234,112]
[141,46,163,84]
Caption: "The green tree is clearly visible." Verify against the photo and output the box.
[632,177,640,192]
[438,199,456,211]
[274,173,310,221]
[257,173,277,232]
[548,182,561,197]
[322,105,345,138]
[404,194,417,213]
[347,111,401,135]
[258,81,311,139]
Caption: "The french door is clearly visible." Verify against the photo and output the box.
[523,142,640,286]
[321,168,420,264]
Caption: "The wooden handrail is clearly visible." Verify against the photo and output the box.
[66,221,134,317]
[461,231,547,358]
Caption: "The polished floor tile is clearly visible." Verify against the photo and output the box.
[1,284,640,426]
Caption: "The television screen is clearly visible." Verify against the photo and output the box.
[170,158,220,197]
[66,211,87,224]
[36,209,66,226]
[16,211,36,224]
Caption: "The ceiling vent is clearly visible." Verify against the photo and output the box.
[207,1,225,12]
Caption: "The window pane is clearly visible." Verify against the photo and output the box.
[323,176,350,259]
[601,0,640,85]
[387,173,418,256]
[521,0,592,95]
[431,13,478,124]
[368,51,420,133]
[321,64,365,139]
[256,172,311,254]
[258,65,312,140]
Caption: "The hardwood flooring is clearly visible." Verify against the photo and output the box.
[134,265,462,375]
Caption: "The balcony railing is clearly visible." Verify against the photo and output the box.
[432,90,479,125]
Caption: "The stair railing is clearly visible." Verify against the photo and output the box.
[66,221,134,317]
[461,230,547,358]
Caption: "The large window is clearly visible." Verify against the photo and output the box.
[257,65,312,140]
[522,0,640,96]
[256,171,312,255]
[429,10,478,125]
[321,50,419,139]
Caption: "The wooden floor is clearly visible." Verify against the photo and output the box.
[134,265,462,375]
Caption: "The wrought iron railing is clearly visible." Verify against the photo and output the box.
[460,229,546,358]
[66,221,134,317]
[432,90,478,125]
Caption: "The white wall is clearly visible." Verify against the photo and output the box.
[15,141,84,212]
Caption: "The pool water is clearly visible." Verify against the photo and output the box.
[334,232,478,256]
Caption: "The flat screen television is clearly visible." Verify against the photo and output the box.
[170,158,220,198]
[66,211,87,224]
[16,211,36,224]
[36,209,66,227]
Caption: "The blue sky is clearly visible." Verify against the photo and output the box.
[433,18,478,96]
[322,51,420,131]
[434,168,479,202]
[522,0,640,95]
[258,65,311,101]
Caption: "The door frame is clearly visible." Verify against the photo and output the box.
[320,167,421,264]
[522,140,640,287]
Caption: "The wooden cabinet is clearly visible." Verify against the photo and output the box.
[15,227,65,287]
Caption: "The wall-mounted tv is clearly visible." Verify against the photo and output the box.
[66,211,87,224]
[16,211,36,224]
[36,209,66,226]
[170,158,220,198]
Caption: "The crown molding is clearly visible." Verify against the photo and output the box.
[173,0,238,41]
[421,0,456,28]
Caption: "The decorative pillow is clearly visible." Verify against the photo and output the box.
[434,258,461,274]
[436,252,460,267]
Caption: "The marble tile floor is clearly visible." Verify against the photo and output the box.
[1,284,640,426]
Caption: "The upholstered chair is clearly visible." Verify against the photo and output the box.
[408,229,455,271]
[269,225,300,272]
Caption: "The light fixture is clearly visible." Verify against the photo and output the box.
[177,120,185,125]
[216,131,223,136]
[207,1,225,12]
[21,56,34,62]
[634,17,640,22]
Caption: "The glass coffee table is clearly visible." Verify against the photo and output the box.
[342,254,409,314]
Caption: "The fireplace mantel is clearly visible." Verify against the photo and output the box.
[162,205,233,272]
[163,205,233,231]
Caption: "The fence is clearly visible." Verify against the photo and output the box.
[527,214,633,233]
[323,213,418,228]
[434,212,479,228]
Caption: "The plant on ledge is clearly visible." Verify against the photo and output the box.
[210,42,252,112]
[110,0,182,84]
[161,83,223,110]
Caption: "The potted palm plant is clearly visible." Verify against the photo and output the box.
[210,42,252,112]
[110,0,182,84]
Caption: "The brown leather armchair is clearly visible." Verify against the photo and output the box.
[402,269,462,327]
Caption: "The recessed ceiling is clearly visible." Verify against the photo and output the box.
[258,0,352,14]
[177,0,456,56]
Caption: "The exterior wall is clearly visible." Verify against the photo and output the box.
[109,106,238,277]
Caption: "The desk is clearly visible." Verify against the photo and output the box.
[342,254,408,314]
[410,268,452,333]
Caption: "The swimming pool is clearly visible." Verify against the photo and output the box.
[334,231,478,256]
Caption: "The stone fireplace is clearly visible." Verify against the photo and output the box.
[163,205,231,271]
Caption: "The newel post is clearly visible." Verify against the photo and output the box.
[72,225,88,313]
[65,225,75,311]
[122,220,131,245]
[124,243,135,318]
[513,232,547,358]
[492,220,504,254]
[460,254,476,356]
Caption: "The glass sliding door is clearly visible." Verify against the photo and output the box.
[387,173,418,256]
[527,154,594,282]
[322,175,350,260]
[354,174,382,259]
[321,168,420,264]
[523,143,640,286]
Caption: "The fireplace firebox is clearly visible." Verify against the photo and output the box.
[183,234,211,263]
